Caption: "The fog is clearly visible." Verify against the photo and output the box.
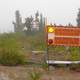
[0,0,80,33]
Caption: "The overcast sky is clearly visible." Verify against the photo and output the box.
[0,0,80,33]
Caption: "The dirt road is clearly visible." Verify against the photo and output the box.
[0,66,80,80]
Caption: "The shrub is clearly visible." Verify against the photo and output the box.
[70,47,80,61]
[0,34,26,66]
[0,48,26,66]
[69,47,80,69]
[29,71,41,80]
[41,61,48,70]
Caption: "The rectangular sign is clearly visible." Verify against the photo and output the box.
[47,25,80,46]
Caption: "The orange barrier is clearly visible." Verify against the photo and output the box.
[47,25,80,46]
[55,27,80,36]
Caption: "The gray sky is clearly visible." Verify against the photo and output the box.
[0,0,80,33]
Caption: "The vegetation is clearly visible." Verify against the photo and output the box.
[0,33,26,66]
[70,47,80,61]
[29,68,42,80]
[0,31,79,67]
[77,8,80,26]
[41,61,48,70]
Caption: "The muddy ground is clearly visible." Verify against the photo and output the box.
[0,65,80,80]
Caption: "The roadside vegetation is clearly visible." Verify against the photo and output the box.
[0,32,79,69]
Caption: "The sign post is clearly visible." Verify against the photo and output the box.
[46,25,80,70]
[46,25,56,70]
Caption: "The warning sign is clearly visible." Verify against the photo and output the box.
[46,25,80,46]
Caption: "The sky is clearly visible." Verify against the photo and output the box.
[0,0,80,33]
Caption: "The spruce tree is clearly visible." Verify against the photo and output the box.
[77,8,80,27]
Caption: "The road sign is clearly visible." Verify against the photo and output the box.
[46,25,80,46]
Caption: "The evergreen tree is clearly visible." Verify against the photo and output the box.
[13,10,23,32]
[25,16,33,32]
[39,14,43,31]
[35,11,39,22]
[25,17,31,32]
[39,13,45,31]
[77,8,80,27]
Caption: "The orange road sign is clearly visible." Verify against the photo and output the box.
[46,25,80,46]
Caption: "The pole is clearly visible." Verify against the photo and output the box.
[45,17,49,71]
[46,43,49,70]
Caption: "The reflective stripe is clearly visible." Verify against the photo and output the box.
[48,33,80,39]
[46,60,80,64]
[48,33,55,39]
[55,36,80,38]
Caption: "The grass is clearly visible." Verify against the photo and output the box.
[0,32,80,66]
[0,33,26,66]
[29,71,42,80]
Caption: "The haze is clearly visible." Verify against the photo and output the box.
[0,0,80,33]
